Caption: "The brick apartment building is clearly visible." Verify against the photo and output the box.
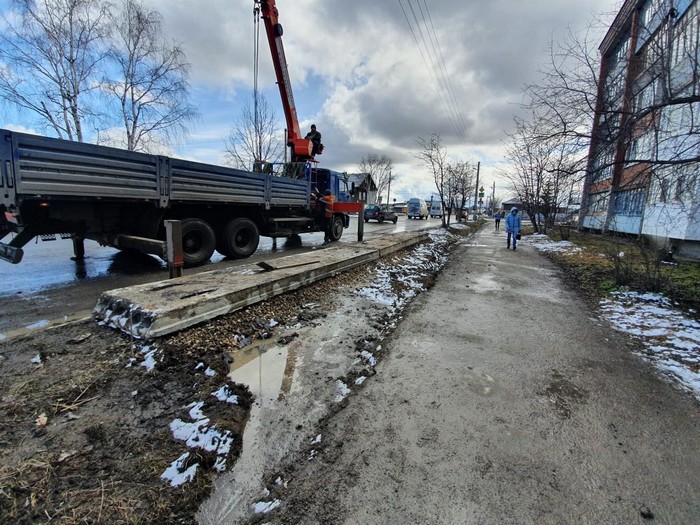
[580,0,700,256]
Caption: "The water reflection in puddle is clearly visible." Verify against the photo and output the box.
[226,339,298,485]
[228,341,292,405]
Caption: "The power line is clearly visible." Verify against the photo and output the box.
[398,0,469,143]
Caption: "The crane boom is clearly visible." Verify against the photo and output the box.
[257,0,315,162]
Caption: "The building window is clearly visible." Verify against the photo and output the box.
[635,75,661,113]
[670,1,699,92]
[613,188,646,215]
[592,147,615,183]
[588,192,610,213]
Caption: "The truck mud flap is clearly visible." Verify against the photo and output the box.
[0,242,23,264]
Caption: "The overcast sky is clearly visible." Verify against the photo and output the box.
[1,0,623,203]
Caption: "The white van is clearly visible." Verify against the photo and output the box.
[429,201,443,218]
[407,198,428,219]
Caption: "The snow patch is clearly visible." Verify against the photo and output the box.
[600,291,700,400]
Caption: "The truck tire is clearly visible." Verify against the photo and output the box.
[181,218,216,267]
[328,215,344,241]
[218,218,260,258]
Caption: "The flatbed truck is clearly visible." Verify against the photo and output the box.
[0,129,358,267]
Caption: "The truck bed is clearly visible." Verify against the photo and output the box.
[0,129,309,209]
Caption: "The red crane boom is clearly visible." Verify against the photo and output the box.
[257,0,316,163]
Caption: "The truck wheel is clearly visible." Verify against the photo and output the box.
[181,218,216,267]
[378,216,384,223]
[329,215,344,241]
[219,218,260,258]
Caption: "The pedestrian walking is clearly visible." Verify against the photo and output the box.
[494,211,502,231]
[505,207,521,250]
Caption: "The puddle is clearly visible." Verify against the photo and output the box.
[224,338,298,494]
[229,341,292,405]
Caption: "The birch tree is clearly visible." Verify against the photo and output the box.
[105,0,197,152]
[0,0,110,140]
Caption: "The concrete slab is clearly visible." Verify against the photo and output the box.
[93,232,429,339]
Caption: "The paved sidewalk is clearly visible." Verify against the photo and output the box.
[259,225,700,524]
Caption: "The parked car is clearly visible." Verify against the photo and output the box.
[364,204,398,224]
[407,198,429,219]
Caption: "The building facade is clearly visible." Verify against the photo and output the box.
[580,0,700,256]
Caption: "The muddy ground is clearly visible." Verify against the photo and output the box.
[0,231,453,524]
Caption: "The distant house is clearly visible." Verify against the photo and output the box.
[344,173,378,204]
[501,199,521,210]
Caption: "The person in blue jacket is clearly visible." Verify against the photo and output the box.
[505,207,522,250]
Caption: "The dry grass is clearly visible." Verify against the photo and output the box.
[543,229,700,314]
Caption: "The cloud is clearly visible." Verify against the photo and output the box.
[0,0,620,201]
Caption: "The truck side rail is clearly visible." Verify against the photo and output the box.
[168,157,309,207]
[3,130,161,203]
[1,129,310,210]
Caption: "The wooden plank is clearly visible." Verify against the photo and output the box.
[257,259,321,271]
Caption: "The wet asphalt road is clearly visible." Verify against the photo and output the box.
[0,215,441,337]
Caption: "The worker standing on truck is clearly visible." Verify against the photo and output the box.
[305,124,323,156]
[320,189,334,244]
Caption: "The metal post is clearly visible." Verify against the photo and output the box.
[386,170,391,205]
[72,236,85,260]
[357,204,365,242]
[473,161,480,220]
[165,220,184,278]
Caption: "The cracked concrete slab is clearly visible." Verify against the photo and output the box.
[93,232,429,339]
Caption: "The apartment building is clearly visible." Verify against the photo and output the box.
[580,0,700,256]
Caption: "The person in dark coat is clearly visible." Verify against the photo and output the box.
[494,210,502,231]
[305,124,323,156]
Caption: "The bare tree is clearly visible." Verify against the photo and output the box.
[502,115,581,233]
[105,0,197,152]
[224,93,283,171]
[448,161,475,225]
[0,0,110,140]
[359,153,394,204]
[416,133,451,227]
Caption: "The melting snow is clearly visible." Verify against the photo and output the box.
[161,452,198,487]
[600,291,700,400]
[212,385,239,404]
[139,345,159,372]
[162,401,235,484]
[254,499,281,513]
[528,234,582,255]
[335,380,351,402]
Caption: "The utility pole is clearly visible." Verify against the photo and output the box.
[387,170,391,206]
[473,161,480,220]
[491,181,496,211]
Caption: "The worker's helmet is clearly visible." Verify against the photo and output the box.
[324,189,331,195]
